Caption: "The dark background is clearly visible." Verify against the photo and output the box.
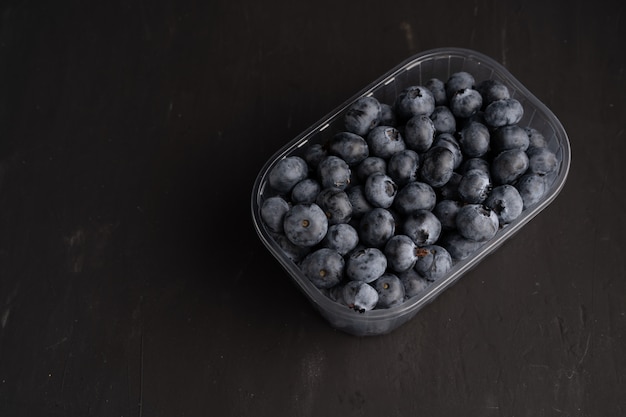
[1,0,625,416]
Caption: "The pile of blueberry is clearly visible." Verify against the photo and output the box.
[260,71,559,313]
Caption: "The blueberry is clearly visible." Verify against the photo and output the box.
[359,207,395,248]
[425,77,447,106]
[387,149,420,186]
[329,131,369,166]
[458,169,492,204]
[414,244,452,281]
[268,156,309,194]
[355,156,387,183]
[341,280,379,312]
[525,127,548,151]
[283,203,329,247]
[317,155,352,190]
[491,125,530,153]
[393,181,437,215]
[460,157,491,176]
[439,231,485,260]
[484,98,524,127]
[291,178,321,204]
[394,86,436,121]
[403,114,436,153]
[515,173,548,209]
[346,185,374,218]
[455,204,499,242]
[261,196,291,233]
[271,232,311,263]
[384,234,419,272]
[300,248,345,289]
[379,102,398,127]
[345,247,388,283]
[344,96,382,136]
[458,121,490,158]
[433,199,463,231]
[430,105,456,134]
[432,133,463,169]
[364,172,398,208]
[476,79,510,108]
[315,187,353,225]
[322,223,360,256]
[398,268,430,298]
[419,146,456,188]
[484,184,524,225]
[491,148,530,185]
[374,273,405,308]
[303,143,328,170]
[402,209,442,246]
[366,126,406,159]
[450,88,483,119]
[445,71,475,100]
[527,147,558,176]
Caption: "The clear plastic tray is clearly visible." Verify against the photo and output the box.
[251,47,571,336]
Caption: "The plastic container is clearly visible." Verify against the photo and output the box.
[251,47,571,336]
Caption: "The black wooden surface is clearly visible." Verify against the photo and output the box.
[1,1,625,415]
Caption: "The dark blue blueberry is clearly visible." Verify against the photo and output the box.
[394,86,436,121]
[433,199,463,231]
[403,114,436,153]
[460,157,491,176]
[484,98,524,127]
[515,173,548,209]
[283,203,329,247]
[344,96,382,136]
[346,247,388,283]
[419,146,456,188]
[393,181,437,215]
[358,207,395,248]
[397,268,430,298]
[484,184,524,225]
[458,121,490,158]
[438,172,462,201]
[387,149,420,186]
[374,273,405,308]
[402,209,442,246]
[366,126,406,159]
[379,102,397,127]
[445,71,475,100]
[450,88,483,119]
[300,248,345,289]
[476,79,510,108]
[491,149,530,185]
[455,204,499,242]
[430,105,456,134]
[527,147,558,176]
[525,127,548,151]
[458,169,492,204]
[268,156,309,195]
[432,133,463,169]
[341,281,379,312]
[322,223,360,256]
[315,187,353,225]
[384,234,419,272]
[491,125,530,153]
[261,196,291,233]
[303,143,328,170]
[346,185,374,218]
[425,77,447,106]
[414,244,452,281]
[439,231,485,261]
[329,131,369,166]
[364,172,398,208]
[291,178,321,204]
[317,155,352,190]
[271,232,311,263]
[355,156,387,183]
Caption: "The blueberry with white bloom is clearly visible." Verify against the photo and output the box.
[484,98,524,127]
[358,207,395,248]
[366,126,406,159]
[403,114,436,152]
[342,281,379,312]
[317,155,351,190]
[395,86,436,121]
[268,156,309,194]
[329,131,369,166]
[260,196,290,233]
[484,184,524,225]
[346,247,388,283]
[384,234,419,273]
[344,96,382,137]
[455,204,499,242]
[374,273,405,308]
[283,203,329,247]
[364,172,398,208]
[301,248,345,289]
[402,209,442,246]
[315,187,353,225]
